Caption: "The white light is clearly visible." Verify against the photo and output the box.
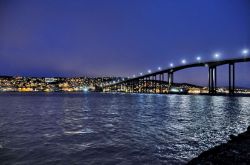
[148,69,151,73]
[181,59,186,64]
[214,52,221,59]
[122,78,125,81]
[170,63,174,67]
[196,56,201,61]
[133,75,136,78]
[242,49,249,55]
[83,87,88,92]
[140,72,143,76]
[128,76,130,79]
[158,67,161,70]
[113,81,116,83]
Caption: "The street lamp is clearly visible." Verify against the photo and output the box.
[181,59,186,64]
[196,56,201,61]
[158,67,161,70]
[148,69,151,73]
[140,72,143,76]
[170,63,174,67]
[214,52,221,59]
[242,49,249,56]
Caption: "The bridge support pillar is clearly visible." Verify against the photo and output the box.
[162,73,164,93]
[146,77,150,93]
[208,66,217,94]
[130,81,132,93]
[168,72,174,87]
[138,79,142,93]
[159,74,163,93]
[229,63,235,95]
[143,77,146,93]
[133,80,135,93]
[154,75,157,93]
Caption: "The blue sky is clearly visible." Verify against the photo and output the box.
[0,0,249,87]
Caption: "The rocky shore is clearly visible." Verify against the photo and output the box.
[188,126,250,165]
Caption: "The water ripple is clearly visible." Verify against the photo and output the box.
[0,93,250,164]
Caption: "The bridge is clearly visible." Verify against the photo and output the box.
[104,57,250,95]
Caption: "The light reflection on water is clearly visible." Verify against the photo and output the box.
[0,92,250,164]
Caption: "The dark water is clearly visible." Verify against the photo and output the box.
[0,93,250,165]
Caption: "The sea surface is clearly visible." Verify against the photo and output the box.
[0,92,250,165]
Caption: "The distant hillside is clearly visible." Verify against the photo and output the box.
[0,76,13,79]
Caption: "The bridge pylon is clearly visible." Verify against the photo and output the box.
[229,63,235,95]
[208,66,217,94]
[168,72,174,87]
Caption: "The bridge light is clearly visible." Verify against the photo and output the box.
[181,59,186,64]
[158,67,162,70]
[140,72,143,76]
[133,75,136,78]
[214,52,221,59]
[170,63,174,67]
[242,49,249,56]
[196,56,201,61]
[148,69,151,73]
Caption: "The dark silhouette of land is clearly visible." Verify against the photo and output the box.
[188,126,250,165]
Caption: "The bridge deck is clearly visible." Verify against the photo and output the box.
[108,57,250,86]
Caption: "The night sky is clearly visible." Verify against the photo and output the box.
[0,0,250,87]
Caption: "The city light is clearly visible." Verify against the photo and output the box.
[181,59,186,64]
[83,87,88,92]
[158,67,161,70]
[242,49,249,56]
[0,57,250,94]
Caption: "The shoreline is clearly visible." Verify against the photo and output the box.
[188,126,250,164]
[1,91,250,97]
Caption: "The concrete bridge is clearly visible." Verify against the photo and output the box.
[104,57,250,95]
